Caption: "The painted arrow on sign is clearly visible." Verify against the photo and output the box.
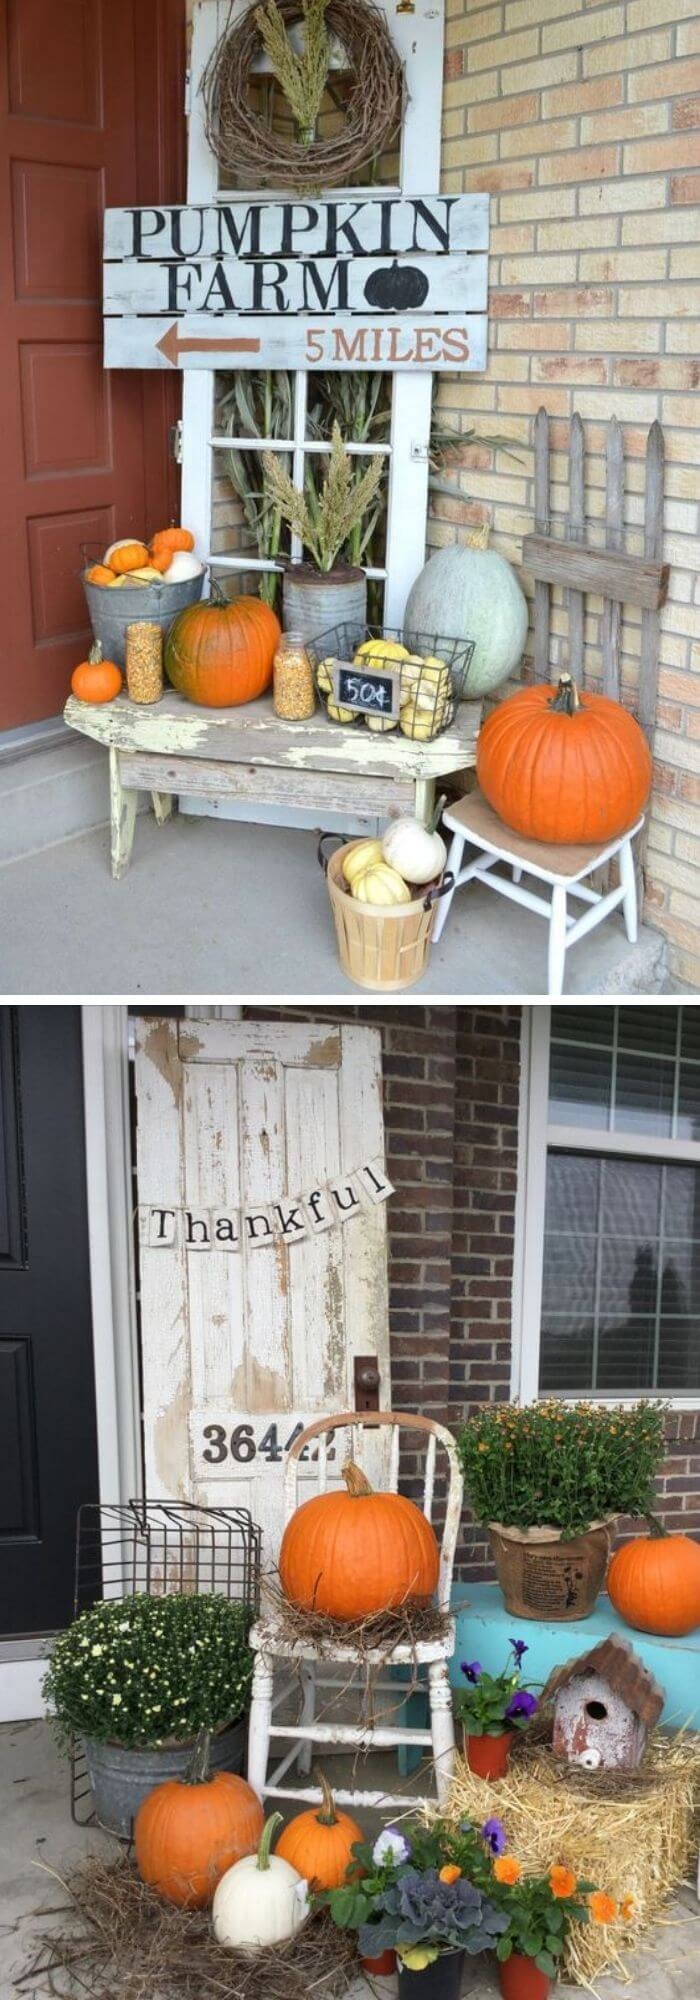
[156,322,262,365]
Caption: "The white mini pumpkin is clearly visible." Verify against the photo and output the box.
[162,550,204,584]
[382,816,446,885]
[212,1814,309,1950]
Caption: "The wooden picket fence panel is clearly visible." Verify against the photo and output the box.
[523,407,667,748]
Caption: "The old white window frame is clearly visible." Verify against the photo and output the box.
[182,0,447,624]
[512,1006,700,1411]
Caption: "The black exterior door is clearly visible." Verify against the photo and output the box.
[0,1008,98,1635]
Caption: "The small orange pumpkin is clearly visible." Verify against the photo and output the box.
[134,1728,264,1909]
[476,671,652,845]
[148,547,172,574]
[275,1773,363,1890]
[279,1459,440,1622]
[108,541,151,575]
[151,526,195,556]
[71,641,122,704]
[85,563,116,586]
[607,1523,700,1638]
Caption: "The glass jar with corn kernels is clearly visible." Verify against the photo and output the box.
[273,632,316,721]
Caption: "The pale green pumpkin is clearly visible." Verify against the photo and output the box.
[404,540,528,697]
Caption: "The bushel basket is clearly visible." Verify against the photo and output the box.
[323,838,440,992]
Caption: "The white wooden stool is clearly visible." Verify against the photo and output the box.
[246,1411,463,1814]
[433,790,644,997]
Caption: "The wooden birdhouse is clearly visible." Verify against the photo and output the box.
[545,1635,664,1772]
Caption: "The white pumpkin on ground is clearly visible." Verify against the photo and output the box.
[212,1814,309,1949]
[382,816,446,885]
[162,549,204,584]
[403,532,528,697]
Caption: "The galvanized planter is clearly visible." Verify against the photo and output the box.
[282,564,367,646]
[82,570,205,668]
[82,1716,246,1838]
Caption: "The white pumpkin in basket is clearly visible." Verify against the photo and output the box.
[382,816,446,885]
[162,550,204,584]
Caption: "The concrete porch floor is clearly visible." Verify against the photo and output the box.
[2,1721,698,2000]
[0,811,670,997]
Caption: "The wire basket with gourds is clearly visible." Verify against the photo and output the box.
[306,625,475,742]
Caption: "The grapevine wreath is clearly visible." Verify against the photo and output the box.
[201,0,404,191]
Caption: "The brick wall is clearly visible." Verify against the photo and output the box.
[437,0,700,988]
[244,1003,700,1579]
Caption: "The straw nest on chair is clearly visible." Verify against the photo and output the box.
[17,1854,359,2000]
[447,1728,700,1987]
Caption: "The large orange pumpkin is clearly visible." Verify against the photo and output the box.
[607,1525,700,1638]
[279,1460,440,1622]
[134,1729,264,1909]
[476,672,652,845]
[164,593,280,708]
[275,1773,363,1889]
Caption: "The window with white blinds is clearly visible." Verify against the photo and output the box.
[538,1008,700,1398]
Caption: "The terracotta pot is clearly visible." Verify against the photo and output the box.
[498,1953,551,2000]
[465,1728,515,1779]
[360,1946,397,1975]
[488,1519,613,1621]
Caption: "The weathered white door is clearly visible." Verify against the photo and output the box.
[134,1016,391,1564]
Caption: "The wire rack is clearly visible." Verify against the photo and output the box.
[306,623,476,741]
[71,1499,262,1824]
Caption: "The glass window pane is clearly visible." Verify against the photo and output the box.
[549,1041,613,1128]
[550,1008,615,1048]
[617,1006,678,1060]
[613,1050,674,1137]
[676,1062,700,1143]
[538,1151,700,1395]
[540,1316,595,1393]
[680,1008,700,1064]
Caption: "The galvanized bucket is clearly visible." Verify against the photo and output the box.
[82,569,205,668]
[282,564,367,646]
[82,1716,246,1838]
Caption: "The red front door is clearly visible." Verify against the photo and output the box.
[0,0,184,730]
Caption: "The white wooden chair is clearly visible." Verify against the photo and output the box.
[246,1411,463,1813]
[432,791,644,998]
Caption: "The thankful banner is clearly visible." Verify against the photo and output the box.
[138,1155,393,1253]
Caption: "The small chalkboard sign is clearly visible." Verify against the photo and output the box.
[330,658,401,720]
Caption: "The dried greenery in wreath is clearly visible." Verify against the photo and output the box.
[201,0,403,191]
[263,421,384,571]
[256,0,330,145]
[18,1854,359,2000]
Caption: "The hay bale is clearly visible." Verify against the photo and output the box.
[447,1730,700,1986]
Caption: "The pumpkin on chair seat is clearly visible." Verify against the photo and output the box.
[279,1459,439,1621]
[476,671,652,845]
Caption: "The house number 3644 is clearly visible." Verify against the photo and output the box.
[201,1420,336,1465]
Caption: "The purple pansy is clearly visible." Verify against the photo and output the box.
[509,1637,529,1664]
[505,1689,539,1720]
[460,1659,483,1684]
[481,1817,507,1856]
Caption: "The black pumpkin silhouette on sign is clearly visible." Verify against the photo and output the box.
[364,260,430,312]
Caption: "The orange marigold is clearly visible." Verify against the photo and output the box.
[589,1892,618,1925]
[494,1856,521,1885]
[549,1866,577,1899]
[439,1865,461,1884]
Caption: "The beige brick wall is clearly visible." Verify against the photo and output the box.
[437,0,700,986]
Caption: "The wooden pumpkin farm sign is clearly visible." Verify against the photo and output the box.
[103,194,489,372]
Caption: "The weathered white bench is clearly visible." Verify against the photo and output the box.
[63,689,481,880]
